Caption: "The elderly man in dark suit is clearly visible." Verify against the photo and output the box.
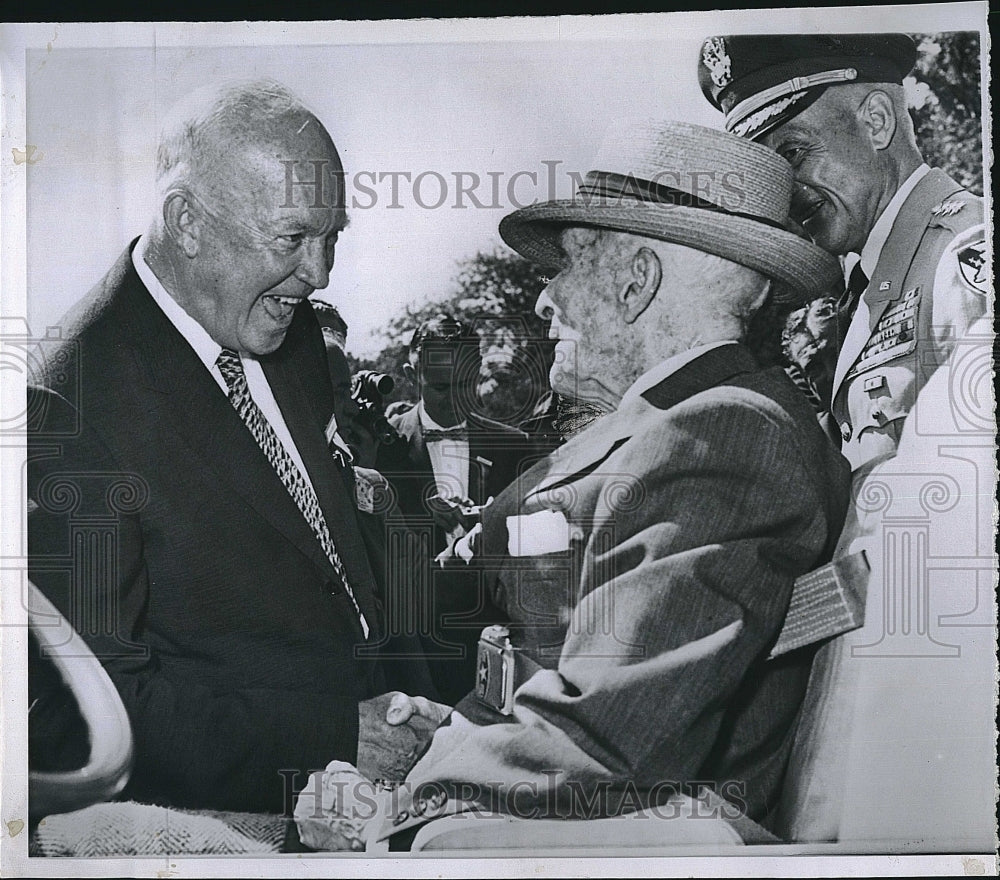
[300,120,852,846]
[27,80,437,814]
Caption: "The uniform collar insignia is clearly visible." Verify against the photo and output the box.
[931,199,965,217]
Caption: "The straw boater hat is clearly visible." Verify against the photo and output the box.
[499,119,842,303]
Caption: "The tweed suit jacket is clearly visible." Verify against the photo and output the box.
[27,243,400,813]
[385,343,851,835]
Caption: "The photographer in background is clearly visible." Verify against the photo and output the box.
[313,300,400,469]
[377,313,534,702]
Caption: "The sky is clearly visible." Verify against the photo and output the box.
[17,5,987,358]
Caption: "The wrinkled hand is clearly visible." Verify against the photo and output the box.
[294,761,377,852]
[356,692,452,782]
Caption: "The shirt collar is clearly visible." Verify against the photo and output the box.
[132,235,224,373]
[417,401,467,435]
[619,340,737,408]
[858,164,931,278]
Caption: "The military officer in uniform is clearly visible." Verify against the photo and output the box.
[698,33,988,473]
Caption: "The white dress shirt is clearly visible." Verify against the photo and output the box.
[418,401,471,501]
[132,237,315,490]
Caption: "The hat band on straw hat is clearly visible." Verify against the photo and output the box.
[576,170,785,231]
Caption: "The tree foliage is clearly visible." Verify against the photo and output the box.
[907,31,982,194]
[348,249,551,424]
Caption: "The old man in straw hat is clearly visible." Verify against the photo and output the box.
[297,120,851,845]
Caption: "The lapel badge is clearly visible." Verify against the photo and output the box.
[879,281,892,291]
[702,37,732,89]
[931,199,964,218]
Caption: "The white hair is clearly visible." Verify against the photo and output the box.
[155,79,315,194]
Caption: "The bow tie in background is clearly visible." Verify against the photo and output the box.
[423,427,469,442]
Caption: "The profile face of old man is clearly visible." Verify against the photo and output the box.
[149,87,348,355]
[536,226,770,409]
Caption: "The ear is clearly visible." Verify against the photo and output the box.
[620,246,662,324]
[162,190,203,258]
[859,89,897,152]
[402,361,417,384]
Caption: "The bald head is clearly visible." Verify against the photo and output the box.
[156,80,329,194]
[144,80,348,356]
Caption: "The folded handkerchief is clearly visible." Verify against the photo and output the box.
[506,508,571,556]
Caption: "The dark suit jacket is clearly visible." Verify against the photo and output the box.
[27,243,419,813]
[383,344,851,837]
[375,403,537,703]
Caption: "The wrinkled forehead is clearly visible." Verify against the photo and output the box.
[213,128,347,228]
[557,226,604,263]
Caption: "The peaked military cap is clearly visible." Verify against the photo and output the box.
[698,33,918,140]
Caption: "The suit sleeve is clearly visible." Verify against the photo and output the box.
[27,395,359,813]
[403,394,836,815]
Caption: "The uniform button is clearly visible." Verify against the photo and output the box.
[840,422,852,442]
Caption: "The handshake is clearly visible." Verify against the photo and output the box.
[295,692,452,851]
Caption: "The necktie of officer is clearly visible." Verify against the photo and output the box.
[839,262,869,323]
[216,349,369,638]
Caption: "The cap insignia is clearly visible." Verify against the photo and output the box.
[702,37,732,89]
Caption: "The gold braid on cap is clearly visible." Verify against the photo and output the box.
[726,67,859,134]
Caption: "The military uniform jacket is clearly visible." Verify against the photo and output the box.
[831,169,986,472]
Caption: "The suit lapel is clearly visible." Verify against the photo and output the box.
[527,343,756,500]
[116,251,367,616]
[831,169,965,403]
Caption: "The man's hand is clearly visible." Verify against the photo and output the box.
[356,692,452,782]
[427,494,492,535]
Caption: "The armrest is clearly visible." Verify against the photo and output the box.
[28,578,133,817]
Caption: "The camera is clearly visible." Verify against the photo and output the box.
[475,625,515,715]
[350,370,400,445]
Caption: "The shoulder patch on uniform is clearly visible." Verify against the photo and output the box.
[931,199,965,218]
[957,239,987,295]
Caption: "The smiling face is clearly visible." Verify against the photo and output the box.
[184,118,347,355]
[762,90,884,257]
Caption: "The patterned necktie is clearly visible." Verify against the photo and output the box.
[216,349,369,638]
